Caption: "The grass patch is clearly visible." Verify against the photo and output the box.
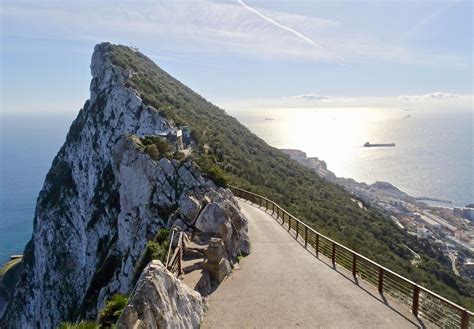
[98,293,129,327]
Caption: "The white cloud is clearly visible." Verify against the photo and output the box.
[287,93,332,102]
[222,92,472,112]
[399,92,459,101]
[0,0,466,66]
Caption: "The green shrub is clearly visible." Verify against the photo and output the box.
[98,293,129,327]
[141,136,173,159]
[58,321,98,329]
[174,151,186,161]
[144,144,160,160]
[155,228,170,245]
[205,165,228,187]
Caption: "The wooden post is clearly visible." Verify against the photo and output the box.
[461,310,470,329]
[272,203,274,215]
[412,285,420,316]
[296,220,299,239]
[288,215,291,232]
[378,268,384,294]
[331,242,336,264]
[352,254,357,277]
[304,226,308,248]
[178,247,183,277]
[316,235,319,255]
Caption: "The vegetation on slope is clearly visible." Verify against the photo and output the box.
[0,258,22,304]
[105,43,473,309]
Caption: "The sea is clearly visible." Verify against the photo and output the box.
[1,108,473,264]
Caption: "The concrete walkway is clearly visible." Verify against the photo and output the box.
[202,201,427,328]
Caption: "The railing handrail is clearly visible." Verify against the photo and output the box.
[229,185,473,328]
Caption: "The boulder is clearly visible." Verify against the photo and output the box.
[116,260,206,329]
[179,194,202,224]
[194,200,250,259]
[239,231,251,256]
[194,203,232,243]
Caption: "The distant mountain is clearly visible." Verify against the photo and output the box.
[2,43,472,326]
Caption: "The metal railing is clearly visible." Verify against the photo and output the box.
[230,185,473,329]
[166,231,184,277]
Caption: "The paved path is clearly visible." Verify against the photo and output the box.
[202,201,426,328]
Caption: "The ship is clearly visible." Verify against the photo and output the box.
[364,142,396,147]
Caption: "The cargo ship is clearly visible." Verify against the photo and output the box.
[364,142,396,147]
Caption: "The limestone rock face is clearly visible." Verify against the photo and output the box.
[116,261,206,329]
[1,43,248,328]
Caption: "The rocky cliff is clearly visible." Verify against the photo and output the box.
[2,43,248,328]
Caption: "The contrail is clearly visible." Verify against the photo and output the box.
[238,0,321,48]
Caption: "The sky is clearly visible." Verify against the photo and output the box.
[0,0,472,114]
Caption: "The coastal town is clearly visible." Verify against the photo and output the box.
[283,149,474,280]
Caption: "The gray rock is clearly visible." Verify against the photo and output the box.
[179,194,202,224]
[194,200,250,259]
[195,203,232,243]
[239,231,251,256]
[158,158,175,177]
[117,261,206,329]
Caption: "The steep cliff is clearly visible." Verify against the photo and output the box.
[2,43,248,328]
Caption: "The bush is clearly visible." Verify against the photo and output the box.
[58,321,98,329]
[174,151,186,161]
[98,293,129,327]
[205,165,228,187]
[144,144,160,160]
[141,136,173,159]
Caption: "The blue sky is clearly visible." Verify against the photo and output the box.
[1,0,472,114]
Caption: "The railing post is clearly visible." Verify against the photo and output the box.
[304,226,308,248]
[178,245,183,277]
[316,234,319,255]
[288,215,291,232]
[378,268,384,294]
[461,310,470,329]
[352,253,357,277]
[331,242,336,264]
[296,220,299,239]
[272,203,274,215]
[259,196,262,207]
[412,285,420,316]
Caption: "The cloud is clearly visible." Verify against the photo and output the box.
[0,0,468,66]
[287,93,332,102]
[399,92,459,101]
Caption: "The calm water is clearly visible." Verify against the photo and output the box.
[0,114,74,264]
[228,107,473,206]
[0,109,473,263]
